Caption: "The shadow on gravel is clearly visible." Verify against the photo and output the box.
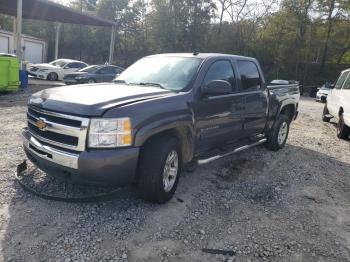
[2,144,350,261]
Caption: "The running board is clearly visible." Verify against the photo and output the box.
[197,138,267,165]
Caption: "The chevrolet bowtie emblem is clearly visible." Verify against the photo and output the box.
[36,118,47,130]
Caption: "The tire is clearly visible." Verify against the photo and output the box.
[47,72,58,81]
[138,135,182,203]
[266,114,290,151]
[337,114,350,139]
[322,105,331,122]
[87,79,95,83]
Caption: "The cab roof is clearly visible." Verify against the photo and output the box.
[146,53,256,61]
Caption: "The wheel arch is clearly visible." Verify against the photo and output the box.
[134,114,195,163]
[279,103,296,123]
[137,126,194,164]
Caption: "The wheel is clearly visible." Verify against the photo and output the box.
[322,105,331,122]
[266,114,290,151]
[87,79,95,83]
[138,135,182,203]
[337,114,350,139]
[47,72,58,81]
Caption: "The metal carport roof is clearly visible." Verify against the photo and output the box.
[0,0,116,64]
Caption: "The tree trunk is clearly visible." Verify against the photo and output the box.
[320,0,335,72]
[218,1,226,35]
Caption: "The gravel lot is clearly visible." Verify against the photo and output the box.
[0,87,350,262]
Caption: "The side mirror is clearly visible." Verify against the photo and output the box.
[202,80,232,95]
[329,84,335,89]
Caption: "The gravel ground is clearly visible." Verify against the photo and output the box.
[0,87,350,262]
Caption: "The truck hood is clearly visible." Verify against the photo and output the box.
[29,83,174,116]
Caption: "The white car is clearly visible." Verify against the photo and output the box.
[316,84,332,102]
[27,59,88,81]
[322,68,350,139]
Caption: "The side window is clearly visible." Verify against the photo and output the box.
[78,63,87,69]
[99,67,114,74]
[68,62,86,69]
[113,67,123,74]
[203,60,235,90]
[342,73,350,90]
[98,67,108,74]
[104,67,116,74]
[237,60,261,91]
[335,72,350,89]
[64,63,73,69]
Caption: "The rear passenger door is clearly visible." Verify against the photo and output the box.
[194,59,245,150]
[236,60,268,137]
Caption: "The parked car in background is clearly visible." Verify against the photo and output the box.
[27,59,88,81]
[316,83,332,102]
[63,65,124,85]
[322,68,350,139]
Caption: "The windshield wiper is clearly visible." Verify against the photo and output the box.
[136,82,165,89]
[113,79,127,84]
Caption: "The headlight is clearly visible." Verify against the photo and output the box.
[88,118,132,148]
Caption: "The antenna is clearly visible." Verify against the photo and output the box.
[193,49,199,56]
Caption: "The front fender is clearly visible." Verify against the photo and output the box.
[134,114,194,147]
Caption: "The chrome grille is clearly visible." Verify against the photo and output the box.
[27,106,90,151]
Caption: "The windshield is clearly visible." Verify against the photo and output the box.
[79,65,99,73]
[49,60,67,68]
[115,56,202,91]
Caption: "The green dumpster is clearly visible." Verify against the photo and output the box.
[0,54,21,92]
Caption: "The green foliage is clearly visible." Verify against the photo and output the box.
[0,0,348,83]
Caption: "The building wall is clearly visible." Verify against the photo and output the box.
[0,30,47,63]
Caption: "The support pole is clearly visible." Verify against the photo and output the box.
[54,23,62,60]
[13,17,17,54]
[108,25,116,64]
[16,0,23,62]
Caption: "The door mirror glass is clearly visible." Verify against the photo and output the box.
[202,80,232,95]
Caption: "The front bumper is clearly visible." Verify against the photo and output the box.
[22,129,140,186]
[27,72,48,80]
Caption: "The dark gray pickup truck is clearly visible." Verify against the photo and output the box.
[23,53,299,203]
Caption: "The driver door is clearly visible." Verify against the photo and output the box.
[193,59,245,151]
